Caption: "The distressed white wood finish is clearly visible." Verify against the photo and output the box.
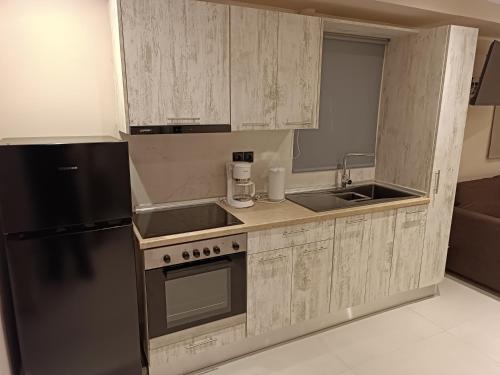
[330,214,372,312]
[120,0,230,126]
[419,26,478,287]
[291,240,334,324]
[230,6,278,131]
[149,323,246,367]
[276,13,323,129]
[247,220,335,254]
[247,248,292,337]
[322,16,416,39]
[364,210,397,303]
[375,27,450,192]
[389,206,427,295]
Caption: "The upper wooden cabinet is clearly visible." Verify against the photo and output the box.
[230,6,278,131]
[276,13,323,130]
[117,0,230,128]
[230,7,323,131]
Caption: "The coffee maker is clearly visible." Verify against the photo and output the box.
[226,162,255,208]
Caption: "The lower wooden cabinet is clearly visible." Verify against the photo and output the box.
[291,240,334,324]
[149,323,246,367]
[364,210,397,303]
[389,206,428,295]
[247,247,293,337]
[330,214,372,312]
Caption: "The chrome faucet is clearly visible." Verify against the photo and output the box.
[341,153,375,188]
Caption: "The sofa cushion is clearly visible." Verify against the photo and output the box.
[455,175,500,207]
[460,201,500,219]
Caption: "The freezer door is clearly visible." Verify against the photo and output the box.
[0,141,132,234]
[6,225,142,375]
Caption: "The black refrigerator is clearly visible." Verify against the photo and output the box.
[0,137,144,375]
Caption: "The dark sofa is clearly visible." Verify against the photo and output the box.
[447,175,500,293]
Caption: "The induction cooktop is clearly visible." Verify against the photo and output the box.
[133,203,243,239]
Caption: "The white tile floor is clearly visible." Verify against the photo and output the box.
[210,277,500,375]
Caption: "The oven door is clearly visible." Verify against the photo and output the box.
[146,253,246,338]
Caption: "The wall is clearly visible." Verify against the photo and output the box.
[458,38,500,182]
[0,0,117,139]
[126,132,374,206]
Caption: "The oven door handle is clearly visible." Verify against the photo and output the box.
[163,258,234,281]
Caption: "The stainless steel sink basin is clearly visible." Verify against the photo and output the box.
[286,183,420,212]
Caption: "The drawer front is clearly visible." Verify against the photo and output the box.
[149,323,246,367]
[247,220,335,254]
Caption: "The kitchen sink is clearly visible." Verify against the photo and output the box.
[286,183,420,212]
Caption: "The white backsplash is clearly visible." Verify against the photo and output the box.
[125,130,374,206]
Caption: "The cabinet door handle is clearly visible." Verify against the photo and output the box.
[185,337,217,350]
[241,122,270,127]
[303,246,329,254]
[167,117,201,123]
[259,254,287,263]
[283,228,307,237]
[285,120,312,127]
[346,217,367,224]
[434,170,441,195]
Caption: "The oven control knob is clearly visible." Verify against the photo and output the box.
[193,249,200,258]
[232,242,240,251]
[163,255,171,264]
[203,247,211,256]
[213,246,221,254]
[182,251,190,260]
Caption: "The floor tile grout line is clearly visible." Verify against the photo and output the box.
[446,327,500,366]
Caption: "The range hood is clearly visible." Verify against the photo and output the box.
[129,124,231,135]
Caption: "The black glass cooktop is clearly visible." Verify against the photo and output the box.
[133,203,243,239]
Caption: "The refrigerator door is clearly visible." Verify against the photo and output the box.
[5,224,142,375]
[0,141,132,234]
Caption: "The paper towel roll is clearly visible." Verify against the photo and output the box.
[268,167,285,202]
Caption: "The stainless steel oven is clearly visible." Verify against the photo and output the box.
[144,233,247,338]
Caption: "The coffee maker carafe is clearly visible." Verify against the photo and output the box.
[226,162,255,208]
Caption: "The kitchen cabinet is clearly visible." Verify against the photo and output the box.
[419,27,478,287]
[117,0,230,127]
[389,206,427,295]
[231,8,323,131]
[230,6,278,131]
[247,248,293,337]
[276,13,323,129]
[364,210,397,303]
[149,323,246,367]
[330,214,371,312]
[291,240,334,324]
[375,25,477,288]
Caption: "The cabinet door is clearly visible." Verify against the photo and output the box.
[291,240,333,324]
[365,210,397,303]
[330,214,371,312]
[247,248,292,337]
[389,206,427,295]
[276,13,323,129]
[120,0,230,126]
[230,6,278,131]
[419,27,478,287]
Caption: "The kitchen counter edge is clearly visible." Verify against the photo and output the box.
[134,196,430,250]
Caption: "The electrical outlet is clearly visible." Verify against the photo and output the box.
[232,152,244,162]
[243,151,254,163]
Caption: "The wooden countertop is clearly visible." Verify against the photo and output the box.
[135,195,430,250]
